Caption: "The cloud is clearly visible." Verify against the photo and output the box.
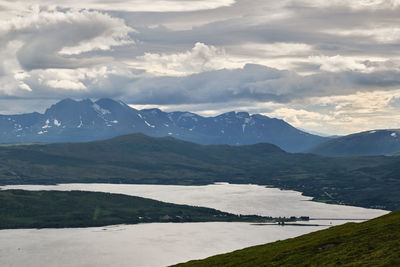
[6,8,134,70]
[2,0,235,13]
[293,89,400,134]
[324,27,400,44]
[133,42,240,75]
[263,107,334,128]
[5,62,400,107]
[2,0,400,135]
[296,0,400,10]
[118,64,400,105]
[308,55,371,72]
[21,64,138,98]
[239,42,312,57]
[0,6,135,96]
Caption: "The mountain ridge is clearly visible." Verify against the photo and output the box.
[309,129,400,156]
[0,98,329,152]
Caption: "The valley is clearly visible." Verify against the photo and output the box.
[0,133,399,210]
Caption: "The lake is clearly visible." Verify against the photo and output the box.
[0,183,389,266]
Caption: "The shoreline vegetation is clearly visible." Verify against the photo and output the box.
[0,190,310,230]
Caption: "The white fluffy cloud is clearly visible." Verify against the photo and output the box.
[0,6,135,96]
[9,7,134,70]
[308,55,371,72]
[133,42,241,76]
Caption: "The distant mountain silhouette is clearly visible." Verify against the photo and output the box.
[0,98,328,152]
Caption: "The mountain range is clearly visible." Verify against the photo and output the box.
[0,98,329,152]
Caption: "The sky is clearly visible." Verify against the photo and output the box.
[1,0,400,135]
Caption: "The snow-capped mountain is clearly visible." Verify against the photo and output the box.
[0,98,329,152]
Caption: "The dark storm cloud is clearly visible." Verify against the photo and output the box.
[118,64,400,105]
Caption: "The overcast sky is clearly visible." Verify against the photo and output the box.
[1,0,400,135]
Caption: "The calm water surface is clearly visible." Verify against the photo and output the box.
[2,183,388,218]
[0,183,389,267]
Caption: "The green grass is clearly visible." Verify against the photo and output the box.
[0,133,400,210]
[0,190,274,229]
[174,211,400,267]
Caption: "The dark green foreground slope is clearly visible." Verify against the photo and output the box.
[0,190,268,229]
[175,211,400,267]
[1,133,400,210]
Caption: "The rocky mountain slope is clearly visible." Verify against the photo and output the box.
[0,98,328,152]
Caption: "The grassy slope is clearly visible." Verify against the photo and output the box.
[0,190,271,229]
[175,211,400,267]
[0,133,399,210]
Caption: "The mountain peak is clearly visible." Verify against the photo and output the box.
[235,111,250,119]
[45,98,94,114]
[141,108,163,114]
[95,98,123,106]
[0,98,329,152]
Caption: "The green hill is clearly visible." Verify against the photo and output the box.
[175,211,400,266]
[309,129,400,157]
[0,190,272,229]
[0,133,400,210]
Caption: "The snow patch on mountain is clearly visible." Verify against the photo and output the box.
[93,104,111,115]
[54,119,61,127]
[42,119,51,129]
[144,120,155,128]
[77,117,83,128]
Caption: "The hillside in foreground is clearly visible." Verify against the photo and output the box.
[175,211,400,266]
